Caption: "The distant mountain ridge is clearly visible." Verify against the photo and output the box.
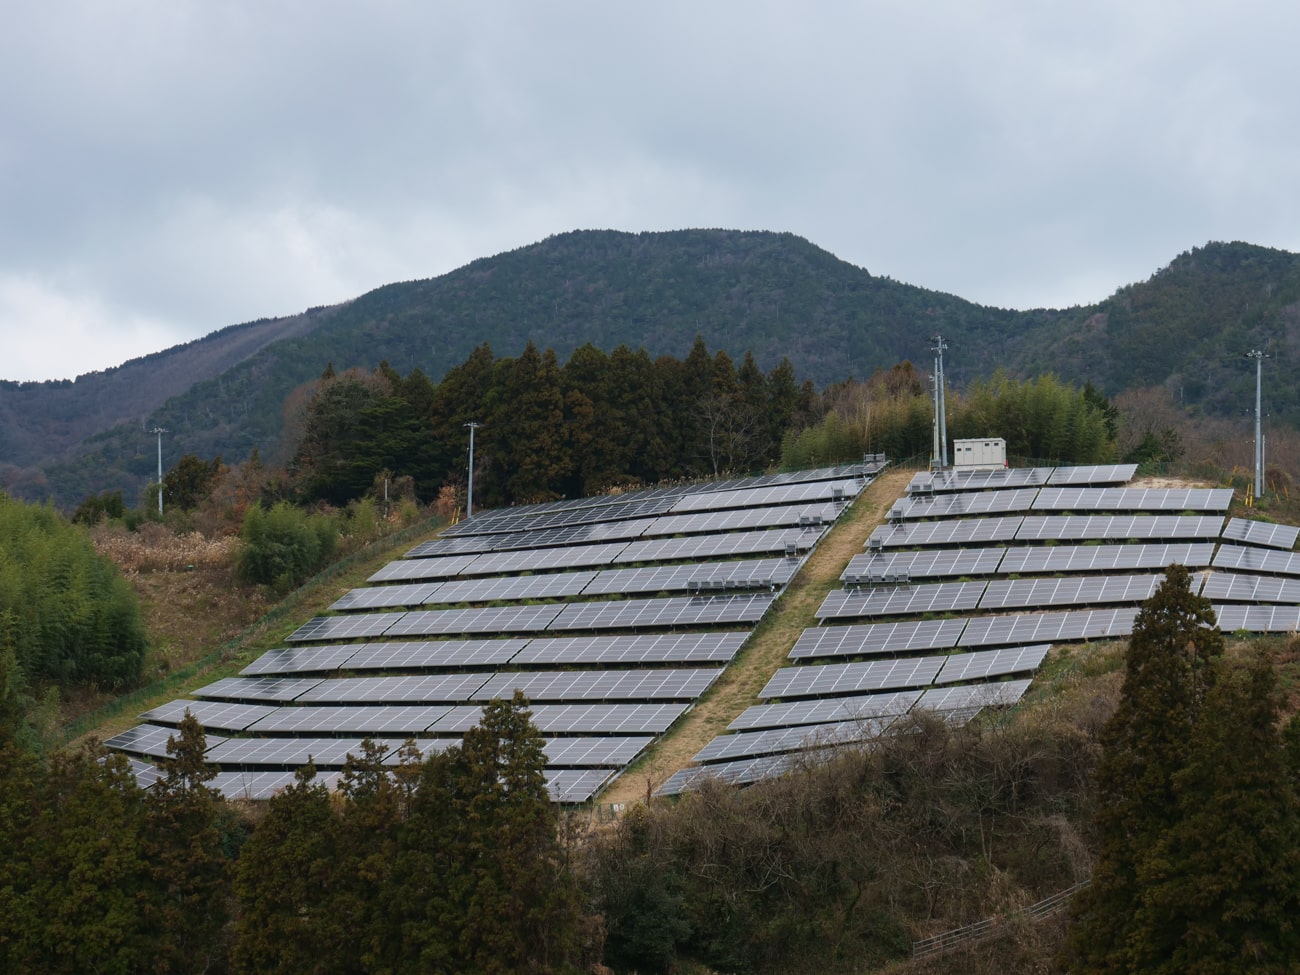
[2,230,1297,506]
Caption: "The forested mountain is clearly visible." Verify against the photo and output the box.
[3,231,1297,506]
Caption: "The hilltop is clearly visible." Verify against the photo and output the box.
[4,232,1299,506]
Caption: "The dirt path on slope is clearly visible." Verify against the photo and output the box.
[599,466,916,807]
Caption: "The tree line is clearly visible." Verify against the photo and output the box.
[0,695,592,975]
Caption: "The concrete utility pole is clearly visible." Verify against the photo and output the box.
[931,335,949,469]
[1246,350,1268,499]
[151,427,167,515]
[464,421,480,517]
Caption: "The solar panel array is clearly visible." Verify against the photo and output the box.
[109,463,880,803]
[666,466,1300,797]
[109,459,1297,803]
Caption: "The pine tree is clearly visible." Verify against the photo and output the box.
[141,712,234,974]
[427,693,585,974]
[1140,653,1300,973]
[1065,564,1224,972]
[232,762,338,975]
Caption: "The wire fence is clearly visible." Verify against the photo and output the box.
[910,880,1090,961]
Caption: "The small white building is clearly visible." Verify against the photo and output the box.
[952,437,1007,470]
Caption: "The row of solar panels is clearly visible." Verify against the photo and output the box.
[407,501,838,558]
[335,556,800,611]
[888,486,1234,521]
[847,542,1214,581]
[373,526,824,582]
[822,569,1300,620]
[908,464,1139,492]
[245,631,749,675]
[442,463,882,538]
[124,758,614,804]
[658,680,1035,795]
[288,592,777,643]
[867,515,1295,549]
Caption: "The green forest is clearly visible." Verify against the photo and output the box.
[7,233,1299,509]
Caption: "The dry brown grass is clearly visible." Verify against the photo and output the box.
[600,466,918,806]
[91,524,271,687]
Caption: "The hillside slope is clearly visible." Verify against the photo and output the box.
[7,233,1300,507]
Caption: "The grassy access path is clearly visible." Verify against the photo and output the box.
[600,466,916,806]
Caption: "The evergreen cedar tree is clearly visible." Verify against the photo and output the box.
[1063,564,1300,973]
[231,691,585,975]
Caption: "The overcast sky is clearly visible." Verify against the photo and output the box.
[4,1,1298,382]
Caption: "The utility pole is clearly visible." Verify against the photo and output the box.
[931,335,949,469]
[464,421,480,517]
[1246,350,1268,499]
[151,427,167,515]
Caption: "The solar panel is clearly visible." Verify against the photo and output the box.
[997,542,1216,575]
[105,723,228,759]
[210,769,344,801]
[668,479,863,513]
[867,516,1024,549]
[194,677,324,702]
[547,768,616,803]
[1044,464,1138,485]
[1032,487,1233,512]
[729,690,922,731]
[657,754,801,795]
[337,638,529,670]
[369,553,482,583]
[1221,518,1300,550]
[295,673,492,704]
[1214,604,1300,633]
[543,736,654,767]
[979,574,1161,610]
[694,717,896,763]
[404,535,498,558]
[511,632,747,665]
[383,604,563,637]
[843,548,1005,583]
[1201,572,1300,604]
[125,758,164,789]
[933,645,1050,683]
[462,543,630,576]
[331,582,444,611]
[427,702,690,734]
[1213,544,1300,576]
[958,608,1138,647]
[910,467,1054,493]
[789,618,968,660]
[245,704,452,734]
[287,613,402,643]
[205,736,403,768]
[889,487,1040,520]
[549,593,774,631]
[424,572,598,604]
[1015,514,1224,541]
[140,699,278,731]
[481,518,663,553]
[473,667,724,702]
[582,558,797,596]
[241,644,364,676]
[645,502,838,537]
[614,528,820,564]
[816,581,987,619]
[916,679,1033,712]
[760,657,946,699]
